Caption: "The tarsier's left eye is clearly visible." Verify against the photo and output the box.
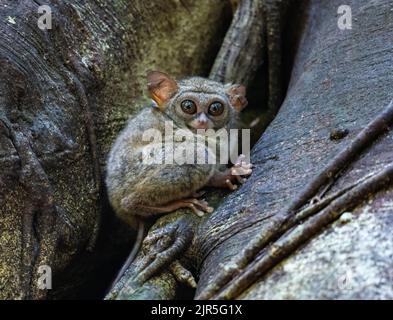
[208,102,224,116]
[181,99,197,114]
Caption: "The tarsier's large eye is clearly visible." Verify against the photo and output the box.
[208,102,224,116]
[181,100,197,114]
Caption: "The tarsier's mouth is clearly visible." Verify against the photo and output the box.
[190,123,209,130]
[188,121,212,131]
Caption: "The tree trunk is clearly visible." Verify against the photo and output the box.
[2,0,393,300]
[196,0,393,299]
[0,0,231,299]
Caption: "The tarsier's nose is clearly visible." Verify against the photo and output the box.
[197,113,208,125]
[192,113,209,130]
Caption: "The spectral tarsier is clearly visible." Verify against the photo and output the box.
[106,71,252,287]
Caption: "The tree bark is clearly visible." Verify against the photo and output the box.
[0,0,231,299]
[2,0,393,301]
[196,0,393,299]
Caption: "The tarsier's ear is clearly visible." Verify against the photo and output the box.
[226,84,248,112]
[147,71,178,109]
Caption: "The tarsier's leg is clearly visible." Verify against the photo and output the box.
[208,154,253,190]
[120,142,216,217]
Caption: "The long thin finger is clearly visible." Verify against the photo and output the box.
[226,179,238,191]
[188,204,205,217]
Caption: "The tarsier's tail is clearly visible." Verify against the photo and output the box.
[110,219,145,290]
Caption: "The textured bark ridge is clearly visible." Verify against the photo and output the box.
[0,0,231,299]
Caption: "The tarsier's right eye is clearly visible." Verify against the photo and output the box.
[180,100,197,114]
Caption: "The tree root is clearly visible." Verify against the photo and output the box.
[209,0,264,86]
[0,116,61,299]
[66,57,102,251]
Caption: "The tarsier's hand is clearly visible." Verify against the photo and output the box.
[208,154,253,191]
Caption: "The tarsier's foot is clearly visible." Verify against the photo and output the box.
[136,196,213,217]
[180,198,214,217]
[135,219,194,286]
[208,154,253,191]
